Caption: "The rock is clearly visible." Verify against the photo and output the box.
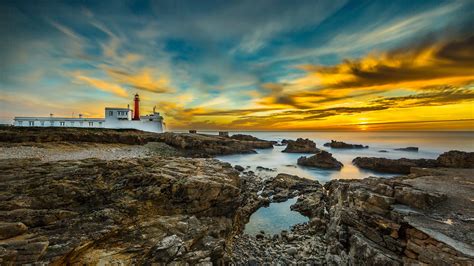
[394,187,447,210]
[323,140,368,149]
[234,165,245,172]
[282,138,319,153]
[352,157,438,174]
[378,150,388,153]
[256,166,275,172]
[0,156,242,264]
[436,150,474,168]
[156,132,274,156]
[0,222,28,240]
[286,247,297,256]
[297,150,343,170]
[0,127,274,157]
[394,147,419,152]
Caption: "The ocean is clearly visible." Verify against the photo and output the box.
[210,131,474,235]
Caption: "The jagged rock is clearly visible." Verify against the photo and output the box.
[0,127,274,156]
[230,134,275,144]
[156,132,273,156]
[436,150,474,168]
[352,157,438,174]
[0,222,28,240]
[282,138,319,153]
[0,156,242,264]
[394,186,447,210]
[324,140,368,149]
[234,165,245,172]
[395,147,419,152]
[256,166,275,172]
[297,150,343,170]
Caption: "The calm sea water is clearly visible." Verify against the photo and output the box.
[210,131,473,234]
[216,131,474,182]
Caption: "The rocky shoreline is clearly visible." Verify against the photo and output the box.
[0,128,473,264]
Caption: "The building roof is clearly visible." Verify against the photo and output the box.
[14,117,105,121]
[105,107,130,110]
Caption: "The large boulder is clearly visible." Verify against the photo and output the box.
[297,150,343,170]
[436,150,474,168]
[352,157,438,174]
[324,140,368,149]
[282,138,319,153]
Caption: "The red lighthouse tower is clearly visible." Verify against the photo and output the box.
[133,93,140,120]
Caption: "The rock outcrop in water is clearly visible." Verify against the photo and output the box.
[323,140,368,149]
[352,157,438,174]
[0,157,241,264]
[394,147,419,152]
[282,138,319,153]
[297,150,343,170]
[353,150,474,174]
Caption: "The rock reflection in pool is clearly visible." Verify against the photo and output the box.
[244,197,308,235]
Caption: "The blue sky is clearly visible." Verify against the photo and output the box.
[1,0,473,130]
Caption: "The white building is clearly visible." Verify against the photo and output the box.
[13,94,165,133]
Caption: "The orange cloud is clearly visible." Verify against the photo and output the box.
[73,73,128,97]
[105,67,172,93]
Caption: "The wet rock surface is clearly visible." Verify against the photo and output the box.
[297,150,343,170]
[324,140,368,149]
[0,156,241,264]
[282,138,319,153]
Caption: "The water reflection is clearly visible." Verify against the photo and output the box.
[244,198,308,235]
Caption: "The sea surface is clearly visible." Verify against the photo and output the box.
[210,131,473,235]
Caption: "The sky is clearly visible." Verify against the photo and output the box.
[1,0,473,131]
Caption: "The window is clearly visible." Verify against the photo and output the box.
[29,121,34,126]
[89,122,93,126]
[50,121,54,126]
[80,122,83,126]
[109,111,113,116]
[40,121,44,126]
[70,121,75,126]
[99,122,102,126]
[18,121,23,126]
[60,122,65,126]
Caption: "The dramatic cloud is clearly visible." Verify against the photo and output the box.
[1,0,472,129]
[297,35,474,91]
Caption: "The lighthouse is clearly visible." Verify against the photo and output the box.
[133,93,140,120]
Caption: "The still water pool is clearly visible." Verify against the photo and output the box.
[244,198,308,235]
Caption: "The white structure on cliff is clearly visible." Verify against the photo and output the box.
[13,94,165,133]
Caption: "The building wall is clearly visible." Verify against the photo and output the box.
[14,119,104,128]
[104,119,164,133]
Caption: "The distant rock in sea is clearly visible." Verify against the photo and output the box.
[394,146,419,152]
[297,150,343,170]
[353,150,474,174]
[282,138,319,153]
[323,140,368,149]
[378,150,388,153]
[352,157,437,174]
